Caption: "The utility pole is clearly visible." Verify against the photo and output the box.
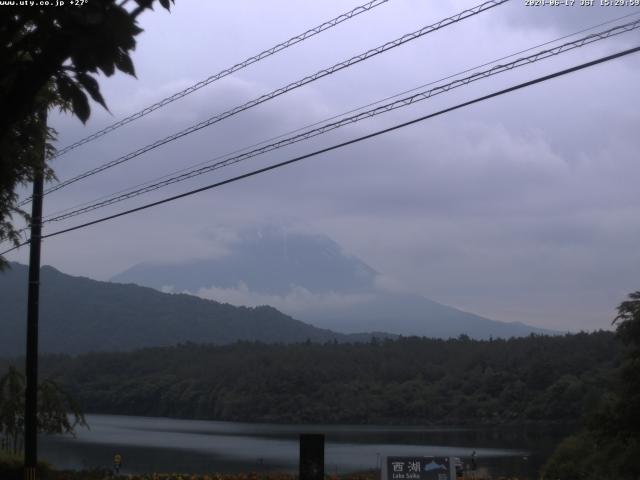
[24,108,46,480]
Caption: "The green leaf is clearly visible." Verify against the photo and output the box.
[134,0,155,10]
[70,85,90,123]
[75,72,107,110]
[114,50,136,77]
[55,74,75,103]
[99,59,115,76]
[55,74,90,122]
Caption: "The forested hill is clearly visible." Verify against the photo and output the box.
[30,331,620,425]
[0,263,388,356]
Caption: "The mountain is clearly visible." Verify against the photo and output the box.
[113,225,376,295]
[112,225,554,339]
[0,262,388,357]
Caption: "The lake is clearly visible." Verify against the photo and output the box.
[39,414,569,478]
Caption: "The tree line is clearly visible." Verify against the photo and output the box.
[5,330,620,426]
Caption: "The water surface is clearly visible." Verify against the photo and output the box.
[40,414,567,477]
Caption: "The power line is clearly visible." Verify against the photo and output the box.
[26,0,508,204]
[42,19,640,224]
[43,9,640,221]
[3,44,638,257]
[52,0,391,159]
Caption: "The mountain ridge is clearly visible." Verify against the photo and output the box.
[0,262,392,357]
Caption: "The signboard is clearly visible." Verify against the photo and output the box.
[384,456,455,480]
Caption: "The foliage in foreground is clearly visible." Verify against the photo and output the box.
[542,432,640,480]
[0,460,378,480]
[542,291,640,480]
[0,367,87,454]
[0,451,52,480]
[0,0,174,269]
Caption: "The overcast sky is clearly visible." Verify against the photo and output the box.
[6,0,640,331]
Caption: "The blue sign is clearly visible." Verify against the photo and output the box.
[386,456,453,480]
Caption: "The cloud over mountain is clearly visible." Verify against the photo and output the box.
[112,224,554,339]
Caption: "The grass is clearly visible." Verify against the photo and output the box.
[0,459,380,480]
[0,456,529,480]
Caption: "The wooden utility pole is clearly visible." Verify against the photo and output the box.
[24,109,46,480]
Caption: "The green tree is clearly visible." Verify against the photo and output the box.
[0,0,174,268]
[0,368,23,453]
[543,291,640,480]
[613,290,640,354]
[0,367,87,455]
[591,291,640,440]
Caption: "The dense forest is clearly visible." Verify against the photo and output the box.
[4,331,620,425]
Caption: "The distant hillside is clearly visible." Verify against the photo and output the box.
[0,263,388,356]
[113,224,555,339]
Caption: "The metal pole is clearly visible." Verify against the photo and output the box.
[24,109,46,480]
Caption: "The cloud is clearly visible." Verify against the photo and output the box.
[193,282,374,316]
[498,1,639,35]
[6,0,637,334]
[372,274,410,294]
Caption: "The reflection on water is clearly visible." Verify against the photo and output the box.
[39,414,568,478]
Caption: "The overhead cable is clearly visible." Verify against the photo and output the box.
[42,19,640,223]
[28,0,508,204]
[44,9,640,221]
[52,0,391,159]
[3,44,638,257]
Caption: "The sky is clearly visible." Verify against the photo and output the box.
[6,0,640,331]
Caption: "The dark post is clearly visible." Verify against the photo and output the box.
[300,434,324,480]
[24,109,46,480]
